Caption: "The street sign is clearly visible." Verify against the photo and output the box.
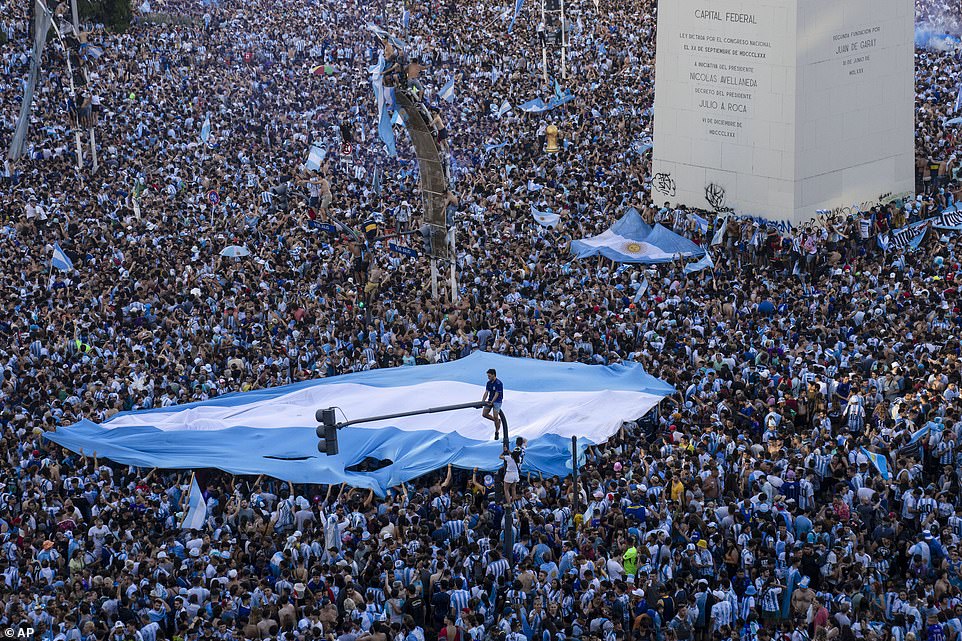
[207,190,220,206]
[317,223,337,233]
[389,242,418,258]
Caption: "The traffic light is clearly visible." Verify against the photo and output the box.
[315,408,338,455]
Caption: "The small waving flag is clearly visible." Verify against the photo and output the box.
[439,76,456,103]
[181,474,208,530]
[51,243,74,272]
[531,204,559,228]
[200,115,211,144]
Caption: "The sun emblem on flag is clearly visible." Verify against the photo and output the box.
[624,242,643,255]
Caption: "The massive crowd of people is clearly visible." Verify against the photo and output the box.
[2,0,962,639]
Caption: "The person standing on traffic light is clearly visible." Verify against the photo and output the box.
[482,368,503,439]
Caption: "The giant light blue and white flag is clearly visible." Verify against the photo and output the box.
[51,243,73,271]
[531,204,560,228]
[439,76,456,103]
[45,353,673,496]
[200,115,211,145]
[181,475,208,530]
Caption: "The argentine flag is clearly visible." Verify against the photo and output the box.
[683,252,714,275]
[200,115,211,145]
[51,243,73,271]
[956,84,962,113]
[711,216,728,246]
[571,208,706,264]
[305,145,326,171]
[632,277,649,303]
[45,353,674,496]
[181,475,208,530]
[439,76,456,103]
[369,53,398,157]
[496,100,512,118]
[531,204,560,228]
[860,447,890,480]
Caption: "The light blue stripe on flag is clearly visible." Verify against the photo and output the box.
[907,226,928,250]
[51,243,73,271]
[955,84,962,113]
[181,475,207,530]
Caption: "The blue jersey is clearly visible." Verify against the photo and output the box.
[486,378,504,403]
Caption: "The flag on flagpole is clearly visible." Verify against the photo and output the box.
[305,145,326,171]
[51,243,74,272]
[683,252,714,275]
[200,115,211,144]
[877,233,889,252]
[439,76,456,103]
[632,277,649,303]
[369,53,398,157]
[508,0,524,33]
[860,447,890,480]
[402,9,410,31]
[181,474,208,530]
[689,212,709,234]
[531,204,560,227]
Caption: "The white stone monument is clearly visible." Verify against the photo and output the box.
[651,0,915,224]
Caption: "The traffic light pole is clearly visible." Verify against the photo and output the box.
[320,401,494,430]
[316,401,512,556]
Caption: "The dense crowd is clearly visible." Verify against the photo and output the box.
[2,0,962,639]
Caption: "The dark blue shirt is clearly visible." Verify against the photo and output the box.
[485,378,504,403]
